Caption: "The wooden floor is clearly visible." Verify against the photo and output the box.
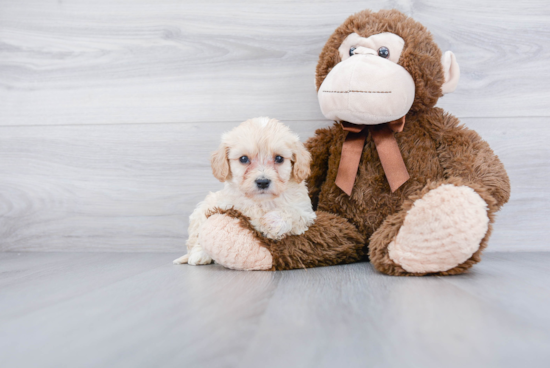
[1,252,549,368]
[1,3,548,366]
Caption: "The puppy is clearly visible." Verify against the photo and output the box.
[173,117,316,266]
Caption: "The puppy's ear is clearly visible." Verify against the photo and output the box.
[291,141,312,183]
[211,143,231,182]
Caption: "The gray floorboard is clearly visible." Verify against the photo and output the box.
[1,252,549,368]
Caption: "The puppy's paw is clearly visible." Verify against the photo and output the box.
[188,250,213,266]
[261,211,292,240]
[173,254,189,265]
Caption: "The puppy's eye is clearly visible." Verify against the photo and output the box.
[349,47,356,57]
[274,155,284,164]
[378,46,390,58]
[239,156,249,164]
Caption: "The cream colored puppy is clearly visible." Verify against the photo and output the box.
[173,117,316,266]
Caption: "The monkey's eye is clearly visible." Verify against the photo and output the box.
[274,155,284,164]
[349,47,356,57]
[239,156,249,164]
[378,46,390,58]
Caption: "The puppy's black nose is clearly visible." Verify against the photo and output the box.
[255,178,271,189]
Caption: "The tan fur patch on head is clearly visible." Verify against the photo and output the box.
[211,143,231,182]
[291,140,312,183]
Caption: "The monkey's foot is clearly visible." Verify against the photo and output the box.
[387,184,489,273]
[200,214,273,271]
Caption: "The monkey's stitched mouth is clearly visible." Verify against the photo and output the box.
[322,90,392,93]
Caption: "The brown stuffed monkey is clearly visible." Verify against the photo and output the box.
[199,9,510,276]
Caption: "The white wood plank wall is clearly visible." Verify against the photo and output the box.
[1,0,549,252]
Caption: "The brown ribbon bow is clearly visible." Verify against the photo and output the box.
[335,117,409,195]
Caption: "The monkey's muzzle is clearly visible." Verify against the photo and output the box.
[318,54,415,125]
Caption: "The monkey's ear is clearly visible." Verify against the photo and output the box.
[292,141,312,183]
[441,51,460,94]
[211,143,231,182]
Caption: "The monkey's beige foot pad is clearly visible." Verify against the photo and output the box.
[388,184,489,273]
[200,214,273,271]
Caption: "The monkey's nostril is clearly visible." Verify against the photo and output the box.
[255,178,271,189]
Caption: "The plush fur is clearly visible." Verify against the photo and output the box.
[198,9,510,276]
[201,208,365,271]
[200,210,273,271]
[387,184,489,273]
[173,117,316,266]
[315,9,445,113]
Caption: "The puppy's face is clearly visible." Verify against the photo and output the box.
[211,118,311,200]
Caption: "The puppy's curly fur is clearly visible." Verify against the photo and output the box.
[173,117,316,266]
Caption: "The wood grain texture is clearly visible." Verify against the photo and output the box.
[0,0,548,253]
[0,252,549,368]
[0,0,549,126]
[0,117,548,252]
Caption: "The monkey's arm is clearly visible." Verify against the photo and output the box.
[200,208,365,271]
[305,125,335,209]
[431,110,510,209]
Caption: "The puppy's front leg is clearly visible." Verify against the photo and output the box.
[173,246,212,265]
[260,211,293,240]
[173,254,190,264]
[187,244,213,265]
